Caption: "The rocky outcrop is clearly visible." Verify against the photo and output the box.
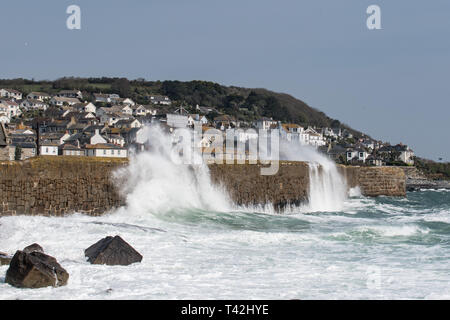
[400,167,450,191]
[0,252,12,266]
[85,236,143,266]
[5,249,69,288]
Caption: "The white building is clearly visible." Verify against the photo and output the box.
[27,92,51,101]
[85,144,128,158]
[121,98,135,106]
[346,149,368,163]
[90,129,107,145]
[254,118,278,130]
[303,128,326,147]
[0,88,22,100]
[40,142,59,156]
[50,96,81,106]
[20,99,49,111]
[149,95,171,105]
[0,100,21,118]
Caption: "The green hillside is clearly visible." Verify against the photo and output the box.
[0,77,364,137]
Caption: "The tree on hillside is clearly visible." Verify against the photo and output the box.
[111,78,131,97]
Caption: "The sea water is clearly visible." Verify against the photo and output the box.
[0,127,449,299]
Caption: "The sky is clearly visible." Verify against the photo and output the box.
[0,0,449,160]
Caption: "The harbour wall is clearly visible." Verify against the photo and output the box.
[0,157,406,216]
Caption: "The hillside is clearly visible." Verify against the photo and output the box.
[0,77,365,138]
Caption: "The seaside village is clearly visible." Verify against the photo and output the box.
[0,88,414,166]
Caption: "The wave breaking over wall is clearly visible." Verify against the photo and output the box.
[279,141,347,212]
[115,126,348,215]
[113,126,231,215]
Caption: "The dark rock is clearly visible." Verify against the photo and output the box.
[5,250,69,288]
[23,243,44,254]
[85,236,143,266]
[0,252,12,266]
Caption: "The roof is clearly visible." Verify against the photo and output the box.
[84,143,125,150]
[59,90,81,94]
[51,97,81,103]
[1,100,19,106]
[60,143,82,150]
[10,141,36,149]
[1,88,21,94]
[23,98,46,105]
[149,95,170,101]
[214,115,235,122]
[40,140,59,147]
[28,92,51,97]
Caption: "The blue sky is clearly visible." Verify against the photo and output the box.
[1,0,449,160]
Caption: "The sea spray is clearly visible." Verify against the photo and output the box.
[114,125,231,215]
[115,125,347,215]
[307,162,347,212]
[279,141,347,212]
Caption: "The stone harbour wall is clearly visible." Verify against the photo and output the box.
[0,157,127,216]
[0,157,406,216]
[341,165,406,197]
[208,162,310,210]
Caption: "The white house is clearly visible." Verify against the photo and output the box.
[398,146,415,165]
[120,105,133,115]
[108,135,125,147]
[40,141,59,156]
[93,93,111,103]
[347,148,368,163]
[100,112,128,126]
[121,98,135,106]
[188,114,208,126]
[0,89,22,100]
[57,90,83,99]
[0,103,10,123]
[114,119,142,129]
[90,129,107,145]
[149,95,171,105]
[20,99,49,111]
[0,100,21,117]
[74,102,96,114]
[50,96,80,106]
[133,105,157,117]
[303,128,326,147]
[254,118,278,130]
[59,143,85,156]
[85,143,128,158]
[27,92,51,101]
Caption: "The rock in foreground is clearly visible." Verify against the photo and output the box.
[85,236,143,266]
[0,252,12,266]
[5,251,69,288]
[23,243,44,254]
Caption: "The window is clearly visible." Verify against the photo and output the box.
[103,149,106,155]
